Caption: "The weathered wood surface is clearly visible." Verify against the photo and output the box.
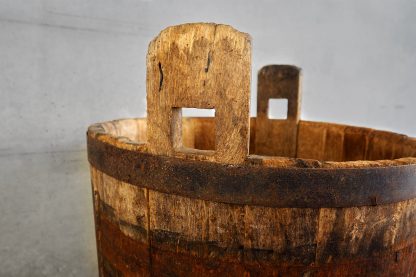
[88,132,416,208]
[255,65,302,157]
[90,167,416,276]
[146,23,251,164]
[87,23,416,276]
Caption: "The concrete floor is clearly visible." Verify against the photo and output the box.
[0,151,98,276]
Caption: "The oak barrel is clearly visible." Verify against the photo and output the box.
[87,23,416,276]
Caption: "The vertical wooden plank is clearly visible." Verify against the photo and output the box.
[243,207,318,267]
[205,201,246,250]
[193,118,215,150]
[401,137,416,158]
[149,190,208,243]
[391,135,409,159]
[99,172,148,242]
[255,65,302,157]
[148,190,247,276]
[323,124,345,162]
[182,118,196,149]
[146,23,251,164]
[316,198,416,264]
[256,121,300,157]
[90,166,104,277]
[297,121,327,160]
[203,200,247,275]
[90,167,150,276]
[343,126,371,161]
[148,190,206,276]
[367,131,398,160]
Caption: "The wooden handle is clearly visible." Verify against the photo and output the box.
[257,65,302,121]
[255,65,302,157]
[146,23,251,164]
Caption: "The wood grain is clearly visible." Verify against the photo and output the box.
[146,23,251,164]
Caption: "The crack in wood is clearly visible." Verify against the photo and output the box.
[205,51,211,73]
[158,62,163,92]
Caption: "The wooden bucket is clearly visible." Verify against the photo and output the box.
[87,23,416,276]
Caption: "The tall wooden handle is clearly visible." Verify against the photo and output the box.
[257,65,302,122]
[255,65,302,157]
[146,23,251,164]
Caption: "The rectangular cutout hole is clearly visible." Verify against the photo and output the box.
[268,99,288,119]
[181,108,215,151]
[182,108,215,117]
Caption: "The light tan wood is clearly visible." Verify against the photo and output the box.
[146,23,251,164]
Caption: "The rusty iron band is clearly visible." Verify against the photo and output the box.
[87,136,416,208]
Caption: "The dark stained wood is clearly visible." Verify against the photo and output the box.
[88,135,416,208]
[89,167,416,276]
[255,65,302,157]
[297,121,328,160]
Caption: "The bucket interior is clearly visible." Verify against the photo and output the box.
[98,117,415,162]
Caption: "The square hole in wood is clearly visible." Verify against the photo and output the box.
[268,99,288,119]
[178,108,216,151]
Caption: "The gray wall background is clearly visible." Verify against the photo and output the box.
[1,0,415,276]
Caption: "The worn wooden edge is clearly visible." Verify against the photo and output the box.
[87,118,416,168]
[147,23,251,54]
[87,125,416,208]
